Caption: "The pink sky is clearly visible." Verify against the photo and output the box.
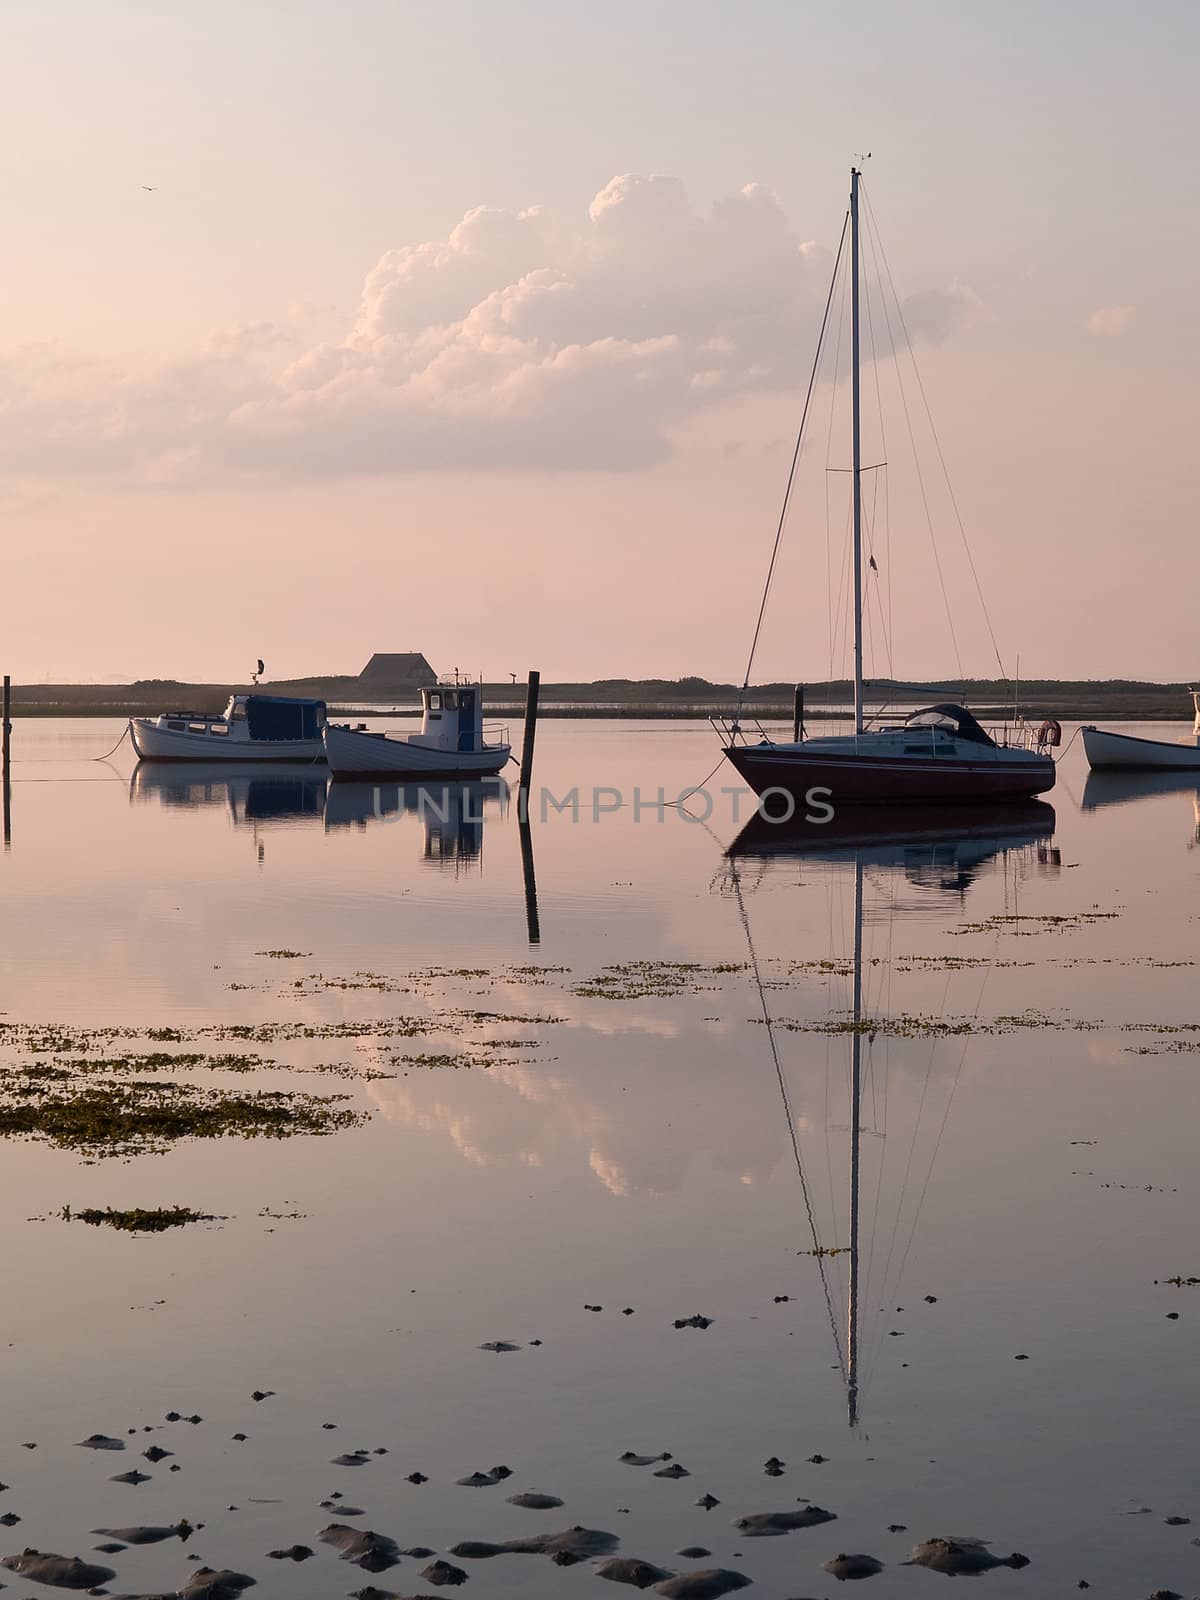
[2,1,1194,685]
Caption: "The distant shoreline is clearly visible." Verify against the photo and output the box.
[4,676,1196,721]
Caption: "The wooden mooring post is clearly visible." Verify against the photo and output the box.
[2,674,10,849]
[792,683,804,744]
[517,670,540,821]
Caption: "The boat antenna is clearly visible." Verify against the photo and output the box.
[850,166,864,737]
[734,209,850,729]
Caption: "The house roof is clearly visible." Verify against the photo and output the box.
[357,653,437,684]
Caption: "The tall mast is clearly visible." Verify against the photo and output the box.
[850,167,864,736]
[846,853,863,1427]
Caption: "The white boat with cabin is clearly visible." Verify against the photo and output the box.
[1082,692,1200,770]
[129,694,328,762]
[323,679,511,778]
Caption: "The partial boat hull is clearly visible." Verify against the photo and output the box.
[323,723,511,779]
[129,719,325,762]
[1082,725,1200,771]
[724,742,1055,805]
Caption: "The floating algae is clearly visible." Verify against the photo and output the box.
[572,961,747,1000]
[0,1075,361,1158]
[61,1205,223,1231]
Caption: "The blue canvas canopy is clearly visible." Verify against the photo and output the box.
[245,695,325,742]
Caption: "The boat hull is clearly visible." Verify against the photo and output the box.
[723,742,1055,805]
[323,723,511,779]
[1082,726,1200,771]
[129,719,325,762]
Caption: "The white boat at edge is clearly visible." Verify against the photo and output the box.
[1083,693,1200,770]
[323,680,511,779]
[130,694,328,762]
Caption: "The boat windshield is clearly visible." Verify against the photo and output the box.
[903,704,996,747]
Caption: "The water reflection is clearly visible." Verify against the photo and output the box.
[1080,771,1200,848]
[129,761,511,867]
[129,760,328,824]
[1081,768,1200,810]
[324,777,509,869]
[727,802,1060,1427]
[727,800,1057,914]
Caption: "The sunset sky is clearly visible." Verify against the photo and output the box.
[3,0,1195,685]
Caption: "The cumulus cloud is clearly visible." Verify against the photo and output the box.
[1086,304,1134,337]
[0,176,981,483]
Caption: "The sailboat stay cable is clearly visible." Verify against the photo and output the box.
[729,859,847,1382]
[861,181,1010,686]
[857,190,964,683]
[861,254,895,677]
[825,253,850,683]
[737,211,850,717]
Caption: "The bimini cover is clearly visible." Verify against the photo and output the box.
[904,703,996,747]
[245,695,324,742]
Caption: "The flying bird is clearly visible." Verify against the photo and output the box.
[869,555,879,573]
[141,185,157,191]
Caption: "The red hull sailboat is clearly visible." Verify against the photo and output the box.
[721,168,1057,809]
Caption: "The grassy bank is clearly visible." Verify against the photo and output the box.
[4,675,1196,720]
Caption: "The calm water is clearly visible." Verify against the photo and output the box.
[1,718,1198,1597]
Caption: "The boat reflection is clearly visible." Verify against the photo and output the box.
[726,801,1059,1427]
[727,800,1058,912]
[129,762,512,870]
[129,761,327,825]
[1081,768,1200,811]
[324,778,510,869]
[1081,771,1200,848]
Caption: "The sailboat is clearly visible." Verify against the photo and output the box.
[722,168,1057,808]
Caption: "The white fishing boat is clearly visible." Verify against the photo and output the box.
[129,694,328,762]
[323,680,511,779]
[1082,693,1200,770]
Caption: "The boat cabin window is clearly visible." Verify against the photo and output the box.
[428,692,441,711]
[188,722,209,734]
[905,712,957,733]
[210,723,228,736]
[166,720,185,731]
[444,691,458,710]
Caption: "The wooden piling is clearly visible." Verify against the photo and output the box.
[1,678,10,849]
[792,683,804,744]
[517,670,540,821]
